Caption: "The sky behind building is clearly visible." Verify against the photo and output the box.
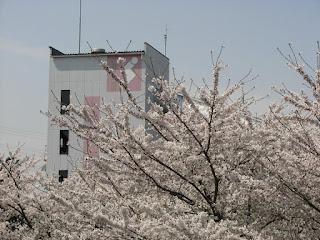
[0,0,319,156]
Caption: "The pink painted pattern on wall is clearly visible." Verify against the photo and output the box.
[107,54,142,92]
[83,96,100,162]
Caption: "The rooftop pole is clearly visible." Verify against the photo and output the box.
[164,25,167,56]
[78,0,82,53]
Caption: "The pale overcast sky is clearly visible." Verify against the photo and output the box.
[0,0,319,156]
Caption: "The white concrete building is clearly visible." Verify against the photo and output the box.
[47,43,169,181]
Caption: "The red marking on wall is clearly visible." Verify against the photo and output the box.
[107,54,142,92]
[83,96,100,165]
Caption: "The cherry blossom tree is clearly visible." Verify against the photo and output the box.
[258,43,320,238]
[1,44,319,239]
[42,51,267,239]
[0,148,54,239]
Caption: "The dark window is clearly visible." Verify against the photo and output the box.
[60,130,69,154]
[58,170,68,182]
[61,90,70,114]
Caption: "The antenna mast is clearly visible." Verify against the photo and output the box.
[164,25,168,56]
[78,0,82,53]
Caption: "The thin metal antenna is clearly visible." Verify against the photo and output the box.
[164,25,168,56]
[125,40,132,51]
[106,40,115,52]
[78,0,82,53]
[86,41,92,51]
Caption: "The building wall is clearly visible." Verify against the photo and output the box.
[47,56,110,173]
[47,43,169,175]
[144,43,170,113]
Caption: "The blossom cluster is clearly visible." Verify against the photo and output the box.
[1,45,320,239]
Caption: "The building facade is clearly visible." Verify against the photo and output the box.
[47,43,169,179]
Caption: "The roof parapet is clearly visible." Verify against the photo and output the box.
[49,46,64,56]
[49,46,144,57]
[144,42,168,60]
